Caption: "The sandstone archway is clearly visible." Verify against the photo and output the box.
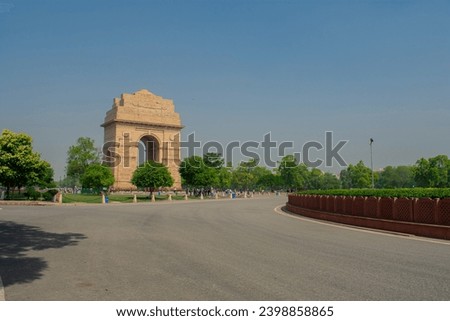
[101,89,183,190]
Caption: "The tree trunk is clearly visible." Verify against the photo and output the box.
[149,188,154,198]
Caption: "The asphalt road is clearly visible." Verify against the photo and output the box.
[0,197,449,300]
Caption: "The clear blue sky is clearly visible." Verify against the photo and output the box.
[1,0,449,179]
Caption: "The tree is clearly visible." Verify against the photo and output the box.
[321,172,341,189]
[256,170,283,191]
[66,137,100,184]
[131,161,174,196]
[413,155,450,187]
[378,165,414,188]
[278,155,309,190]
[231,159,260,191]
[192,166,219,188]
[35,161,57,188]
[179,156,208,188]
[340,160,373,189]
[203,152,224,169]
[217,166,232,189]
[179,154,226,190]
[0,129,54,198]
[306,168,323,190]
[80,163,115,191]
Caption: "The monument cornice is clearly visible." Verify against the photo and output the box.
[101,119,184,130]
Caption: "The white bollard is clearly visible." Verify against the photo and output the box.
[200,193,204,200]
[151,194,156,203]
[101,194,106,204]
[184,194,188,201]
[229,192,233,199]
[133,194,137,203]
[168,194,172,201]
[244,192,247,198]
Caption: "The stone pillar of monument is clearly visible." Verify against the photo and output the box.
[101,89,183,191]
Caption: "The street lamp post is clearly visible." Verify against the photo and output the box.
[369,138,374,188]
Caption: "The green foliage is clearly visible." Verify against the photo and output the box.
[179,156,205,188]
[277,155,340,191]
[378,165,414,188]
[180,154,229,189]
[231,159,258,190]
[413,155,450,188]
[66,137,100,184]
[36,161,56,188]
[80,163,115,191]
[203,152,224,168]
[217,167,232,189]
[131,161,174,194]
[192,166,219,188]
[321,172,341,189]
[24,186,41,200]
[256,171,283,190]
[180,155,286,191]
[58,175,79,188]
[42,189,59,201]
[0,129,55,197]
[297,188,450,199]
[339,160,373,189]
[278,155,310,190]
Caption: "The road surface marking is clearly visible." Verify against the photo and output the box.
[274,205,450,246]
[0,275,5,301]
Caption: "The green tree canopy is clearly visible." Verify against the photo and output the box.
[413,155,450,187]
[339,160,373,189]
[80,163,115,191]
[131,161,174,195]
[35,160,57,188]
[278,155,310,190]
[232,163,254,190]
[66,137,100,184]
[255,169,283,191]
[0,129,54,197]
[203,152,225,169]
[179,153,227,189]
[321,172,341,189]
[217,166,232,189]
[179,155,207,188]
[378,165,415,188]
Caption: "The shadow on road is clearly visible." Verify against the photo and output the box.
[0,221,86,287]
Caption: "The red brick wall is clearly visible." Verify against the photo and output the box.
[288,194,450,226]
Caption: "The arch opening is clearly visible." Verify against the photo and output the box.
[138,135,160,165]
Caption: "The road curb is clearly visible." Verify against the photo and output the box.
[276,204,450,246]
[286,202,450,240]
[0,201,55,206]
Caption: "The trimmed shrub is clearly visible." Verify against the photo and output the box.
[297,188,450,199]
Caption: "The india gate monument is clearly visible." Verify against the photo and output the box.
[101,89,183,190]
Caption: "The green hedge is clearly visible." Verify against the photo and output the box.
[296,188,450,199]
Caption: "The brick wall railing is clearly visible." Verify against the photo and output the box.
[287,194,450,227]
